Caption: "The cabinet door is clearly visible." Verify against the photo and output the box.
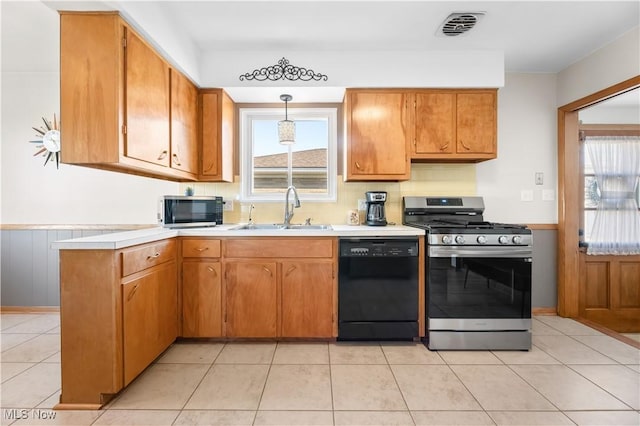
[125,29,170,167]
[170,71,198,174]
[224,261,277,337]
[281,261,334,338]
[456,92,496,155]
[182,261,222,337]
[414,93,455,154]
[122,262,177,385]
[346,91,410,180]
[200,91,235,182]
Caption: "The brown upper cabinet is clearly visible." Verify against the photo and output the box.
[171,71,199,175]
[199,89,235,182]
[344,90,411,181]
[60,12,200,181]
[412,90,497,161]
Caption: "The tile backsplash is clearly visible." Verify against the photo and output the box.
[180,164,476,225]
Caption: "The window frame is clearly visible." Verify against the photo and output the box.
[239,107,338,202]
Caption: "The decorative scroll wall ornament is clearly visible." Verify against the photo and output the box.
[29,114,61,169]
[239,57,328,82]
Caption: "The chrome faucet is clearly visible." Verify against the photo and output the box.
[283,185,301,226]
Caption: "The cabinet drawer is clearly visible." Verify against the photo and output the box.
[122,239,176,277]
[182,239,221,258]
[224,239,333,258]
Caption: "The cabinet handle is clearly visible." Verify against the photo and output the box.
[196,247,209,252]
[285,265,297,277]
[147,252,161,260]
[204,162,214,173]
[172,153,181,166]
[157,150,168,160]
[355,161,361,170]
[263,266,272,276]
[440,143,449,151]
[207,266,217,276]
[127,284,139,301]
[460,140,471,151]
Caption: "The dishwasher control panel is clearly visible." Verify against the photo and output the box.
[339,238,418,257]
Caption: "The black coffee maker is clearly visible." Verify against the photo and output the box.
[365,191,388,226]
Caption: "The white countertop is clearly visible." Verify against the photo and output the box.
[51,224,424,250]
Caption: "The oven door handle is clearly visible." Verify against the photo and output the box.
[429,246,533,258]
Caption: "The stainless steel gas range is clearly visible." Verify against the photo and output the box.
[403,196,532,350]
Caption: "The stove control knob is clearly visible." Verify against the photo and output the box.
[477,235,487,244]
[442,235,453,244]
[498,235,509,245]
[512,235,523,244]
[455,235,465,244]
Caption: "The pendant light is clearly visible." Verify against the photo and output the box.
[278,94,295,145]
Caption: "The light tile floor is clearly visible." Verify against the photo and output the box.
[0,314,639,426]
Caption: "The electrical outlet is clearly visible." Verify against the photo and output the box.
[535,172,544,185]
[542,189,555,201]
[223,199,233,211]
[357,199,367,211]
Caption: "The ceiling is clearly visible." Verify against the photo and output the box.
[155,1,639,74]
[2,1,639,103]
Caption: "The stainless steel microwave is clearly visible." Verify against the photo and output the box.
[158,196,223,228]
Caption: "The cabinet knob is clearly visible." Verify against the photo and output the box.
[157,150,168,160]
[172,153,181,166]
[460,141,471,150]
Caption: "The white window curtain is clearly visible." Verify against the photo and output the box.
[585,136,640,255]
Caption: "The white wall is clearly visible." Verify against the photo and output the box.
[0,72,179,224]
[476,73,558,224]
[557,26,640,106]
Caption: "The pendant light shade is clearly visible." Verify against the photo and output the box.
[278,94,295,145]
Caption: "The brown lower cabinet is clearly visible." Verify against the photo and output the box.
[224,261,278,337]
[122,262,177,385]
[57,236,337,409]
[57,240,178,409]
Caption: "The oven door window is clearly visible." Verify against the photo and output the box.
[428,257,531,319]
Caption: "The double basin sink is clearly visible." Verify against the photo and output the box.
[230,223,333,231]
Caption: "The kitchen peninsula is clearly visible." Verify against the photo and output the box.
[52,225,424,409]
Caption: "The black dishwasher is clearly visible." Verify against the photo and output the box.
[338,237,419,340]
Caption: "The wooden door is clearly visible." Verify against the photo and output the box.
[414,92,455,154]
[170,70,198,174]
[281,261,334,338]
[125,29,170,167]
[224,261,277,337]
[182,261,222,337]
[122,262,177,385]
[579,253,640,332]
[456,92,496,155]
[200,92,219,177]
[346,91,410,180]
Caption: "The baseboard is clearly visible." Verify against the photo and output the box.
[575,317,640,350]
[532,307,557,315]
[1,306,60,313]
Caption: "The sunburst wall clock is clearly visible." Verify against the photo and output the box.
[29,114,60,168]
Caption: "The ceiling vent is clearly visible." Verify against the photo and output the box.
[438,12,485,37]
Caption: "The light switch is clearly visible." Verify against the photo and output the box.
[521,190,534,202]
[542,189,555,201]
